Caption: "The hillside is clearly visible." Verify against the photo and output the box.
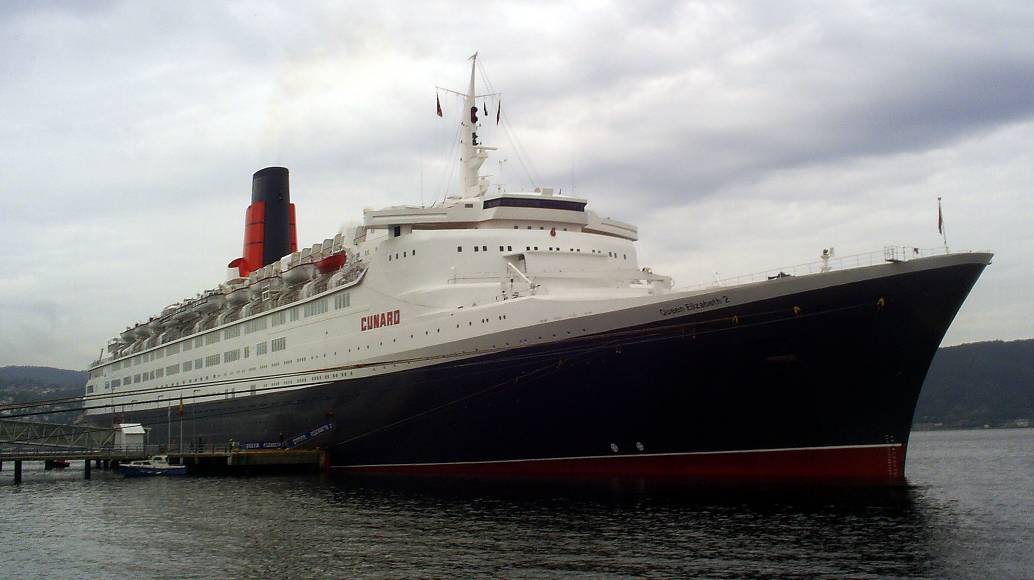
[914,339,1034,429]
[0,366,86,424]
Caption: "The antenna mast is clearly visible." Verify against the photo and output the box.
[460,52,491,196]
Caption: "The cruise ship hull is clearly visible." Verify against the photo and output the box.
[90,256,987,484]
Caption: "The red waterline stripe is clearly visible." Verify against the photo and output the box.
[333,444,905,482]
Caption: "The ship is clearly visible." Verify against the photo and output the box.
[83,55,991,484]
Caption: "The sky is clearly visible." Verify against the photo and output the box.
[1,0,1031,369]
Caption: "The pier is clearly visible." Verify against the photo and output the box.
[1,419,326,483]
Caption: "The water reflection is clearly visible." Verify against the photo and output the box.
[2,436,1027,579]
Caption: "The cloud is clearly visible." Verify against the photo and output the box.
[0,0,1031,367]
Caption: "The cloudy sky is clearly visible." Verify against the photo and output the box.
[1,0,1031,369]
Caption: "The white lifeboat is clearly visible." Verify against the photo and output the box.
[194,289,226,314]
[224,279,250,306]
[247,266,284,300]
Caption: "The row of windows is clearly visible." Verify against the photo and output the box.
[456,244,627,258]
[166,363,179,375]
[334,293,350,309]
[103,292,349,376]
[205,354,221,367]
[304,299,328,317]
[387,249,417,262]
[271,337,287,352]
[224,349,240,363]
[244,317,268,334]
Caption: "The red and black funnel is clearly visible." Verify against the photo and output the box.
[228,167,298,278]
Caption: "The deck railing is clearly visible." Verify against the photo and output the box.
[673,246,953,293]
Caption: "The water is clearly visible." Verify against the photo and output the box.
[2,429,1032,578]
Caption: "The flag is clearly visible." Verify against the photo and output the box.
[937,197,944,234]
[482,101,488,117]
[496,100,501,125]
[436,94,443,118]
[178,397,184,417]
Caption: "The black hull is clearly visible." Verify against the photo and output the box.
[90,259,987,483]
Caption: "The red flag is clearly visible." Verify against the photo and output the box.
[937,197,944,234]
[436,94,443,118]
[496,101,501,125]
[178,397,184,417]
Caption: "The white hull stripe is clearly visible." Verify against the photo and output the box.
[337,442,904,469]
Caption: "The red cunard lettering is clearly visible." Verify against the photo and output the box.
[361,309,401,332]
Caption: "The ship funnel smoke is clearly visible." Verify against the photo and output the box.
[228,166,298,278]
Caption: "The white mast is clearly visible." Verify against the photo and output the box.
[460,52,491,196]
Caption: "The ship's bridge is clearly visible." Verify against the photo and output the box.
[363,189,637,241]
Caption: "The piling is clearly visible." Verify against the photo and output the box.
[84,459,91,480]
[13,460,22,484]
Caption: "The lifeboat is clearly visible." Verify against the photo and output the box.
[316,252,347,274]
[224,280,250,306]
[173,302,199,323]
[120,327,137,342]
[247,266,284,300]
[107,338,124,353]
[194,289,226,314]
[132,322,153,339]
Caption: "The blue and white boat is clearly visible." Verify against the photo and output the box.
[119,455,187,477]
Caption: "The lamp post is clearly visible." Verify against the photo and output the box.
[192,389,200,452]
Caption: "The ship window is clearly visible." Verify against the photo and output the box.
[303,299,328,317]
[271,337,287,352]
[206,333,220,345]
[474,246,479,252]
[412,249,416,256]
[206,354,220,367]
[457,246,462,252]
[393,225,401,237]
[244,346,249,359]
[403,251,407,258]
[334,293,350,309]
[499,246,504,251]
[290,308,300,322]
[155,368,164,378]
[388,255,392,261]
[482,246,487,251]
[256,342,267,356]
[195,358,202,369]
[464,203,474,208]
[183,360,192,372]
[507,246,512,251]
[534,246,538,251]
[193,337,203,348]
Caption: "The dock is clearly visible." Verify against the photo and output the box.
[1,418,326,483]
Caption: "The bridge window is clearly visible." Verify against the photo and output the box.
[457,246,462,252]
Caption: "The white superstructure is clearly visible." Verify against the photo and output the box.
[84,54,673,416]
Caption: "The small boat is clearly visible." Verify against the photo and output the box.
[119,455,187,477]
